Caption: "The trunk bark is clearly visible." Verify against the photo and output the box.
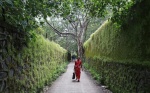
[77,20,89,58]
[77,39,83,58]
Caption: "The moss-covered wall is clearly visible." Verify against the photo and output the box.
[84,20,150,65]
[0,21,67,93]
[84,1,150,93]
[84,58,150,93]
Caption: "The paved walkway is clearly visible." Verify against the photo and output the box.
[44,62,106,93]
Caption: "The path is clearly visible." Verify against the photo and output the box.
[44,62,108,93]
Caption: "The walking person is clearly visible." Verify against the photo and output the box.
[74,57,82,82]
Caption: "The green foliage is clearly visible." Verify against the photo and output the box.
[0,0,72,30]
[85,18,105,41]
[42,24,58,41]
[84,19,150,66]
[6,32,67,93]
[85,58,150,93]
[84,1,150,92]
[110,0,150,26]
[35,27,45,35]
[0,0,137,31]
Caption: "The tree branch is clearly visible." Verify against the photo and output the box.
[45,19,77,38]
[64,17,76,30]
[79,18,90,40]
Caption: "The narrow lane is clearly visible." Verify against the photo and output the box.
[45,62,105,93]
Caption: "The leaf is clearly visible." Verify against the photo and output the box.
[22,21,27,26]
[5,0,13,6]
[43,14,47,19]
[40,22,44,25]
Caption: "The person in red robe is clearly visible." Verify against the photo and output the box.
[74,57,82,82]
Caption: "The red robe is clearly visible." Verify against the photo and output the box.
[74,59,82,80]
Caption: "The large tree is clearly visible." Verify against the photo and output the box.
[1,0,135,57]
[45,0,109,58]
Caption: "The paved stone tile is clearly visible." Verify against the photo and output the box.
[44,62,105,93]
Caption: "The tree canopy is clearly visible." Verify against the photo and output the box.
[0,0,140,56]
[0,0,138,30]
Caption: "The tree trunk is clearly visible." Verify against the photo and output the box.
[77,39,83,58]
[77,20,89,58]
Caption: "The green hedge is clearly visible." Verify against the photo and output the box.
[84,58,150,93]
[0,29,67,93]
[84,20,150,66]
[83,1,150,92]
[84,21,150,92]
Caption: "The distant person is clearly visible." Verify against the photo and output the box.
[72,55,76,62]
[74,57,82,82]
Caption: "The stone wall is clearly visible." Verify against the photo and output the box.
[0,21,26,92]
[0,21,67,93]
[86,58,150,93]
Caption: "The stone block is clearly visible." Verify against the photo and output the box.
[0,33,6,39]
[1,41,6,47]
[1,62,8,70]
[0,80,6,92]
[0,49,2,54]
[9,69,14,78]
[0,71,7,80]
[2,48,8,55]
[0,62,2,70]
[5,56,11,66]
[0,27,3,32]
